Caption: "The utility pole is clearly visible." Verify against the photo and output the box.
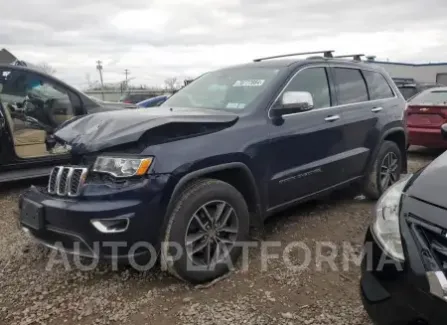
[124,69,130,92]
[96,60,104,100]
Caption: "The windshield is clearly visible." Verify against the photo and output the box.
[410,90,447,105]
[161,67,280,111]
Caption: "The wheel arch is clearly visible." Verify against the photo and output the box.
[165,162,263,229]
[368,127,408,175]
[383,128,408,173]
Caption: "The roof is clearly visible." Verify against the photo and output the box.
[371,60,447,67]
[425,86,447,91]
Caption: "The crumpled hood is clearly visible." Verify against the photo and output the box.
[89,102,137,113]
[406,151,447,209]
[54,107,238,154]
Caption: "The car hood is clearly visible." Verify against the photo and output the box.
[406,151,447,209]
[54,107,238,154]
[89,101,137,112]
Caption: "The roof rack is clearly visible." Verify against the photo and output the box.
[253,50,334,62]
[334,54,365,61]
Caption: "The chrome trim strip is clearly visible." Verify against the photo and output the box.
[324,115,340,122]
[47,167,59,194]
[68,168,88,197]
[55,167,65,196]
[64,168,74,195]
[427,271,447,301]
[48,166,88,197]
[90,213,133,234]
[267,63,399,120]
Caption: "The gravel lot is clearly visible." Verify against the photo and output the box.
[0,147,439,325]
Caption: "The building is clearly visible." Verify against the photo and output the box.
[365,56,447,85]
[0,48,17,64]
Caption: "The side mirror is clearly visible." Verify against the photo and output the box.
[442,124,447,140]
[272,91,314,117]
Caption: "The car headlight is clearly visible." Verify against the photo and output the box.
[93,157,153,178]
[372,174,413,262]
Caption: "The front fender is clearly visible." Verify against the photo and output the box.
[159,161,263,231]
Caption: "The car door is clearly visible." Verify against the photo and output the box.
[332,66,393,180]
[0,101,14,165]
[267,65,346,210]
[0,66,82,170]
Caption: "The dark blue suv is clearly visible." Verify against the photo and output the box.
[19,51,408,283]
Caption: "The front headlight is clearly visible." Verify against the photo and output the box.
[93,156,153,178]
[372,174,413,262]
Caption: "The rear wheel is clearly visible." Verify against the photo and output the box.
[161,179,249,284]
[363,141,402,200]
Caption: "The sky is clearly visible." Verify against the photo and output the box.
[2,0,447,89]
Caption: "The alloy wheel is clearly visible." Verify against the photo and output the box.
[380,152,399,190]
[184,200,239,268]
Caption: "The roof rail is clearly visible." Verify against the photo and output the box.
[334,54,365,61]
[253,50,334,62]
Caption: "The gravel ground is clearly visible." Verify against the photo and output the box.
[0,147,439,325]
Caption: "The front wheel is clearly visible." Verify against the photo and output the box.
[161,179,249,284]
[363,141,403,200]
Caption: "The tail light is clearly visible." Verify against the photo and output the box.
[406,105,447,127]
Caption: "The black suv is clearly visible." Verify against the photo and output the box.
[0,65,135,182]
[361,124,447,325]
[19,51,407,283]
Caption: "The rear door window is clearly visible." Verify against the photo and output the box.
[333,68,368,105]
[363,71,394,100]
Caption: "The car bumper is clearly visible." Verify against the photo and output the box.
[19,175,172,262]
[408,127,447,148]
[360,227,438,325]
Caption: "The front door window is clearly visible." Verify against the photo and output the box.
[0,68,75,158]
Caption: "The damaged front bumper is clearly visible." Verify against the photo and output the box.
[19,174,172,262]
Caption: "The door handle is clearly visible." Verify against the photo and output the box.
[325,115,340,122]
[371,107,383,112]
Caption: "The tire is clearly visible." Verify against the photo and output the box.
[363,141,402,200]
[161,179,249,284]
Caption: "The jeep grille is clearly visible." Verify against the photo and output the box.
[48,166,88,197]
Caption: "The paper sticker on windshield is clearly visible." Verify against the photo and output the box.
[233,79,265,87]
[226,103,245,109]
